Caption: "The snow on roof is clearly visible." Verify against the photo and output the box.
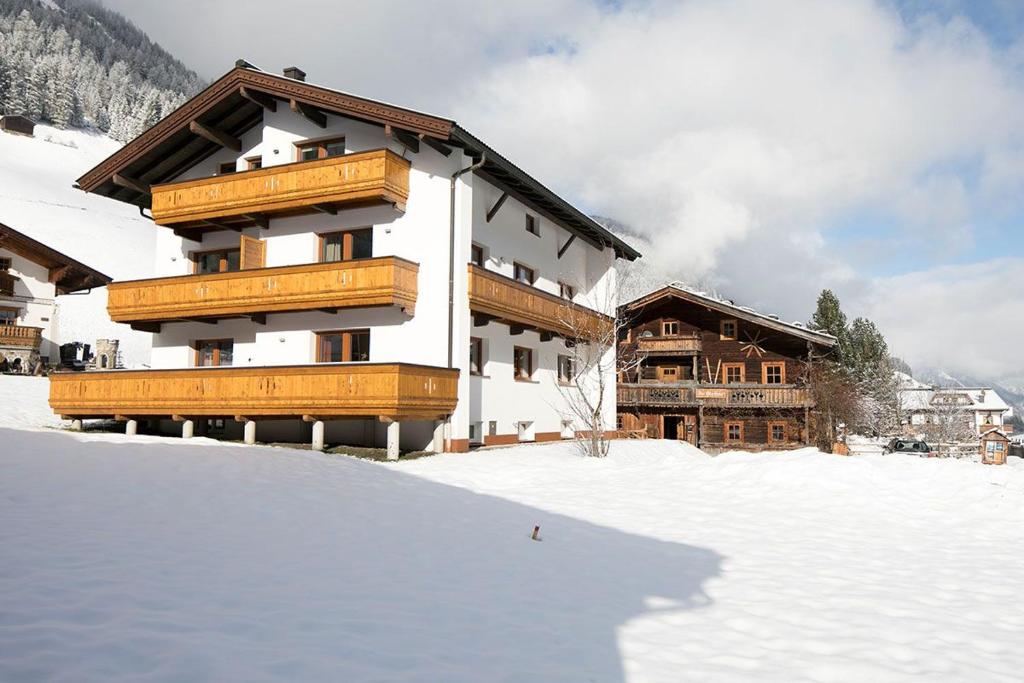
[899,386,1011,413]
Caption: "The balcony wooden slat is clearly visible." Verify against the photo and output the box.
[636,335,702,355]
[617,383,812,408]
[0,324,42,349]
[107,257,418,324]
[467,264,611,341]
[49,363,459,420]
[150,149,411,227]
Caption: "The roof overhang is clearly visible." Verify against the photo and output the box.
[0,222,112,293]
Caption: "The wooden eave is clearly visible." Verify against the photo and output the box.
[0,222,112,293]
[623,285,837,348]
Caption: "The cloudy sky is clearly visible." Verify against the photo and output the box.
[102,0,1024,381]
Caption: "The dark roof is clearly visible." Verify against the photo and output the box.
[623,282,837,347]
[0,222,112,293]
[76,65,640,260]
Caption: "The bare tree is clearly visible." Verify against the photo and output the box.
[922,392,976,456]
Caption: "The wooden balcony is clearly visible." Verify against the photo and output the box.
[107,257,418,326]
[636,335,702,355]
[618,383,812,408]
[49,363,459,421]
[150,149,411,229]
[0,323,42,349]
[467,264,611,341]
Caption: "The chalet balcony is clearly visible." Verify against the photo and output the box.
[49,363,459,421]
[636,334,702,355]
[106,257,418,328]
[150,149,411,230]
[0,323,42,349]
[467,264,611,341]
[618,383,812,408]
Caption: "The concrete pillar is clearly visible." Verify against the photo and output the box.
[432,420,446,453]
[70,419,82,432]
[387,420,401,461]
[311,420,325,451]
[125,419,137,437]
[181,419,194,439]
[244,420,257,445]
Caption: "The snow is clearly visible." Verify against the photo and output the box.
[3,378,1024,681]
[0,125,153,367]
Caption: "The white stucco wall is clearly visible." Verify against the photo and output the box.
[0,247,58,361]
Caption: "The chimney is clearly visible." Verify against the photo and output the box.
[283,66,306,82]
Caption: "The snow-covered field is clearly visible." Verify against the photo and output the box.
[3,376,1024,681]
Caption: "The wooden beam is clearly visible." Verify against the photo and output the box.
[234,415,251,423]
[48,265,72,284]
[509,324,526,336]
[486,192,509,223]
[318,307,338,314]
[302,414,322,423]
[201,219,241,233]
[243,213,269,229]
[189,120,242,152]
[130,322,161,333]
[312,203,337,215]
[473,313,495,328]
[557,234,576,259]
[182,317,218,325]
[112,173,151,196]
[539,331,556,343]
[419,133,452,157]
[249,313,267,325]
[385,124,420,153]
[239,86,277,112]
[172,228,201,242]
[290,99,326,128]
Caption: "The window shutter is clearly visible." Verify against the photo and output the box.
[239,235,266,270]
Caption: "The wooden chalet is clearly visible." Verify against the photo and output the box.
[0,115,35,137]
[617,283,836,451]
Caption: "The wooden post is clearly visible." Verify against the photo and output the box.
[311,420,325,451]
[387,420,401,460]
[697,405,705,448]
[125,419,138,437]
[432,420,446,453]
[244,420,257,445]
[181,419,194,439]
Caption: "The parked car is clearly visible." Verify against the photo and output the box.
[882,439,936,456]
[1010,442,1024,459]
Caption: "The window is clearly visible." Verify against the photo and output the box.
[194,339,233,367]
[470,337,483,375]
[246,156,262,170]
[297,137,346,161]
[320,228,373,262]
[557,354,574,384]
[471,244,486,267]
[762,362,785,384]
[768,421,787,444]
[0,257,10,271]
[0,306,18,324]
[720,319,738,340]
[559,281,576,300]
[723,362,745,384]
[0,272,14,297]
[316,329,371,362]
[724,421,744,443]
[525,214,539,236]
[513,262,535,285]
[470,422,483,444]
[193,248,241,274]
[513,346,533,381]
[660,366,679,381]
[218,161,236,175]
[662,320,680,336]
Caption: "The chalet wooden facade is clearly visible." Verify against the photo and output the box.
[617,284,835,451]
[51,62,638,455]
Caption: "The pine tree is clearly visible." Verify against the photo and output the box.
[810,289,851,365]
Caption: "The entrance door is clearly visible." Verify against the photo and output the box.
[664,416,680,440]
[663,415,697,444]
[681,415,697,446]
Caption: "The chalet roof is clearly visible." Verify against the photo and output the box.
[900,387,1011,413]
[0,222,111,293]
[622,282,837,347]
[980,427,1010,440]
[75,64,640,261]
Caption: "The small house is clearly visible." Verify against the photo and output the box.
[980,428,1010,465]
[0,115,35,137]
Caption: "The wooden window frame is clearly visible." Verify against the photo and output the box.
[318,228,373,263]
[720,319,738,341]
[513,346,534,382]
[722,362,745,384]
[662,320,680,336]
[0,272,14,297]
[471,243,486,267]
[315,329,371,363]
[557,354,574,385]
[191,247,241,274]
[761,361,786,384]
[0,305,19,323]
[513,261,536,286]
[295,136,346,161]
[470,337,483,376]
[0,256,11,271]
[767,420,787,444]
[558,281,576,301]
[193,338,234,367]
[218,161,237,175]
[525,214,540,237]
[724,420,744,444]
[245,156,263,170]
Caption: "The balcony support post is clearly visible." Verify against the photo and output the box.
[125,419,138,437]
[432,420,446,453]
[244,420,257,445]
[311,420,325,451]
[181,419,194,440]
[70,419,82,432]
[387,420,401,461]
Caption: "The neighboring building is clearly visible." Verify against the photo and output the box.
[0,114,35,137]
[617,283,836,451]
[49,63,639,453]
[0,222,111,370]
[900,385,1013,437]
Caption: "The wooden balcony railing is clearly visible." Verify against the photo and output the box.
[636,335,702,355]
[107,257,418,326]
[0,323,42,349]
[467,264,611,341]
[49,363,459,421]
[618,383,812,408]
[151,149,411,228]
